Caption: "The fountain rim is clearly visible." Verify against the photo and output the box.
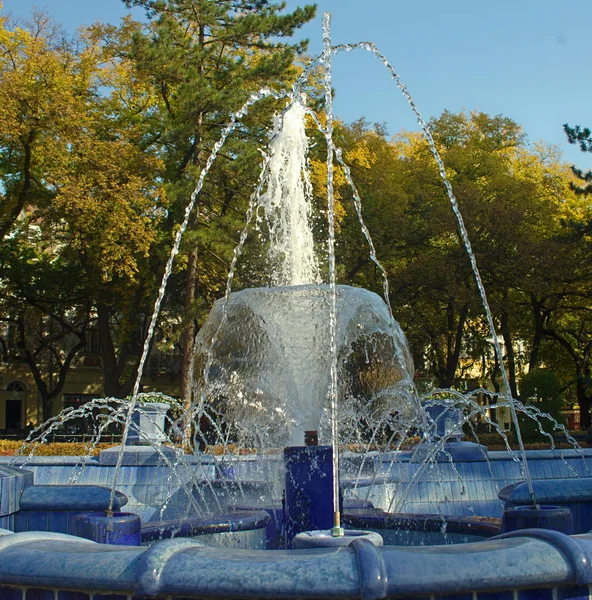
[0,529,591,598]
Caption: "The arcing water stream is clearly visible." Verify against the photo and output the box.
[320,12,343,534]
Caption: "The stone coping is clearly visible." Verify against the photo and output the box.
[499,477,592,504]
[99,444,178,466]
[343,509,501,537]
[0,465,33,517]
[195,478,269,490]
[19,485,127,511]
[141,510,270,543]
[2,446,591,468]
[0,529,591,597]
[379,447,592,461]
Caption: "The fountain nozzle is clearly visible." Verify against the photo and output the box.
[331,511,344,537]
[304,430,319,446]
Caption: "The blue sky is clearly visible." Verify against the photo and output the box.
[4,0,592,169]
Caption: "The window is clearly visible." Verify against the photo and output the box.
[6,381,25,392]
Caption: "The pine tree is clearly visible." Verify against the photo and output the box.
[100,0,317,404]
[564,123,592,194]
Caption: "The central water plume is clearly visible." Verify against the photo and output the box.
[257,100,320,287]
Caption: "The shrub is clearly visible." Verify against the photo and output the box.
[0,440,117,457]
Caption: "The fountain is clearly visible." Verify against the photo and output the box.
[0,12,592,600]
[194,284,417,449]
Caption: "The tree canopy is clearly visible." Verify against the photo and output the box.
[2,1,592,433]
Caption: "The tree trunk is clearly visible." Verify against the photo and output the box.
[528,294,546,371]
[16,314,87,423]
[180,244,199,412]
[97,303,138,399]
[434,299,469,388]
[576,375,591,430]
[97,300,154,398]
[97,303,123,398]
[180,99,204,426]
[500,308,519,400]
[543,326,591,429]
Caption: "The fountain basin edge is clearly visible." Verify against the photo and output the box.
[0,530,591,598]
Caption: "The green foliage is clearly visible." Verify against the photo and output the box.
[520,369,562,406]
[516,369,564,441]
[0,9,170,409]
[0,1,317,411]
[97,0,317,400]
[326,111,584,396]
[469,431,556,449]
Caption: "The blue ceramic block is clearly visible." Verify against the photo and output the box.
[284,446,334,546]
[14,511,28,532]
[72,512,141,546]
[0,585,24,599]
[25,589,55,600]
[20,485,127,512]
[0,514,13,530]
[476,592,514,600]
[501,505,573,535]
[499,478,592,534]
[57,592,91,600]
[48,511,68,534]
[0,481,9,516]
[557,585,590,599]
[27,511,49,531]
[576,503,592,533]
[517,589,554,600]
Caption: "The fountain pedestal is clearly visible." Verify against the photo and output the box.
[292,529,383,548]
[127,402,170,446]
[501,505,573,535]
[100,401,175,466]
[284,445,335,547]
[73,512,141,546]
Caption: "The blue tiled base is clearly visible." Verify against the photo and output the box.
[14,485,128,534]
[15,509,93,534]
[0,587,131,600]
[73,512,141,546]
[0,588,587,600]
[0,585,24,599]
[476,592,514,600]
[0,465,34,519]
[557,585,590,599]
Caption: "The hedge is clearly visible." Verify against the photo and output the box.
[0,440,118,457]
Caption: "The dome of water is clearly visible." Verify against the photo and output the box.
[195,284,419,447]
